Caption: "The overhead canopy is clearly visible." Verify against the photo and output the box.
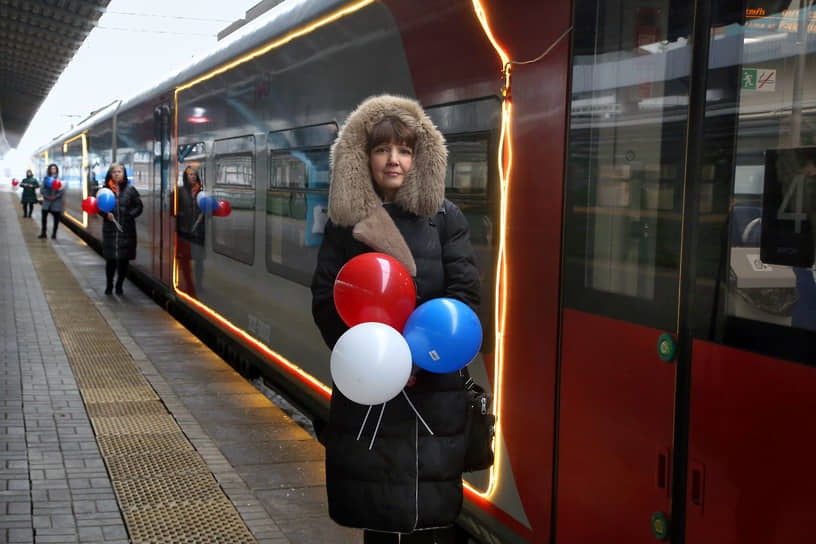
[0,0,111,153]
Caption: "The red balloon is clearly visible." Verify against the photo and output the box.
[82,197,99,214]
[333,253,416,332]
[11,179,19,186]
[51,179,62,190]
[213,199,232,217]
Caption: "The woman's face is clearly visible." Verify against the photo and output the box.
[48,166,57,176]
[185,169,198,184]
[369,141,413,202]
[111,166,124,184]
[26,170,33,177]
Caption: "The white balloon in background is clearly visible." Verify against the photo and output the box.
[330,322,412,405]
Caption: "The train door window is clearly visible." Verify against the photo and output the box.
[563,1,693,330]
[213,136,255,265]
[266,124,336,285]
[132,151,152,192]
[707,7,816,362]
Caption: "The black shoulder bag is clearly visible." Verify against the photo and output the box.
[461,371,496,472]
[432,207,496,472]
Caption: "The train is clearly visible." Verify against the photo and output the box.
[29,0,816,543]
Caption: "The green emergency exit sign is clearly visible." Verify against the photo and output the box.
[741,69,758,89]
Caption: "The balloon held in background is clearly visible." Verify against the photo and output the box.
[81,197,99,214]
[212,199,232,217]
[96,188,116,212]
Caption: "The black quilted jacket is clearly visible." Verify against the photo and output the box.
[99,182,143,261]
[311,199,480,533]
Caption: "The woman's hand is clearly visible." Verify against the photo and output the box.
[106,212,114,222]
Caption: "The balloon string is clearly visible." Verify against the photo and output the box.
[369,403,386,450]
[357,405,373,441]
[402,390,433,436]
[112,217,123,232]
[191,213,203,231]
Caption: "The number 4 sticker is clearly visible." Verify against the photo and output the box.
[776,174,808,233]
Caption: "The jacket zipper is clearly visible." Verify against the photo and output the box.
[114,196,120,259]
[413,416,418,532]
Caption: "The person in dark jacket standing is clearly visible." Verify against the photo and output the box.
[100,163,143,295]
[176,166,205,296]
[311,95,480,543]
[38,164,64,239]
[19,169,39,218]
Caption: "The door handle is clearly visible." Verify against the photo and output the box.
[689,460,705,514]
[656,448,671,496]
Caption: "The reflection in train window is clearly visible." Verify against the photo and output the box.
[445,138,488,194]
[216,156,254,187]
[176,143,207,245]
[266,148,330,285]
[212,153,255,265]
[441,133,496,351]
[722,15,816,334]
[562,2,693,331]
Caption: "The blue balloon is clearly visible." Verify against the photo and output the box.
[96,188,116,212]
[45,176,54,188]
[198,196,218,214]
[402,298,482,373]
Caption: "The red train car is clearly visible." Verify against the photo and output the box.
[33,1,816,542]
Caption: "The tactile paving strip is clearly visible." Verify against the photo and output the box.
[80,386,160,404]
[25,222,257,543]
[87,400,168,418]
[98,433,196,457]
[123,501,257,543]
[91,414,182,437]
[105,450,211,479]
[113,473,226,506]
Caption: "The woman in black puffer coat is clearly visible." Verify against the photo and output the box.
[99,163,143,295]
[311,95,480,543]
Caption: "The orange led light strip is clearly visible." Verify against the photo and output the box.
[469,0,512,500]
[62,133,89,227]
[175,0,375,94]
[175,288,331,399]
[171,0,380,400]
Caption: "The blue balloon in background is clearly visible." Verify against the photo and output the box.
[402,298,482,373]
[96,188,116,212]
[198,195,218,214]
[45,176,54,189]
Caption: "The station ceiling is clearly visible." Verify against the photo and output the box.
[0,0,111,152]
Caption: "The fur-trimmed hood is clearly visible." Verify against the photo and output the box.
[327,95,447,276]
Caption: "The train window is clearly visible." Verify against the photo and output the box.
[212,136,256,265]
[265,124,335,285]
[711,9,816,355]
[562,0,693,331]
[445,138,488,194]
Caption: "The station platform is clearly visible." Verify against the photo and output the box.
[0,186,359,543]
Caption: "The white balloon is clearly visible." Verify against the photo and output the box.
[96,187,114,199]
[330,322,412,405]
[195,190,211,205]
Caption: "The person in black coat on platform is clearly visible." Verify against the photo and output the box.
[99,163,143,295]
[311,95,480,544]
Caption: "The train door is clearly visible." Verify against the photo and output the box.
[152,104,173,285]
[683,1,816,543]
[558,1,816,542]
[558,1,693,540]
